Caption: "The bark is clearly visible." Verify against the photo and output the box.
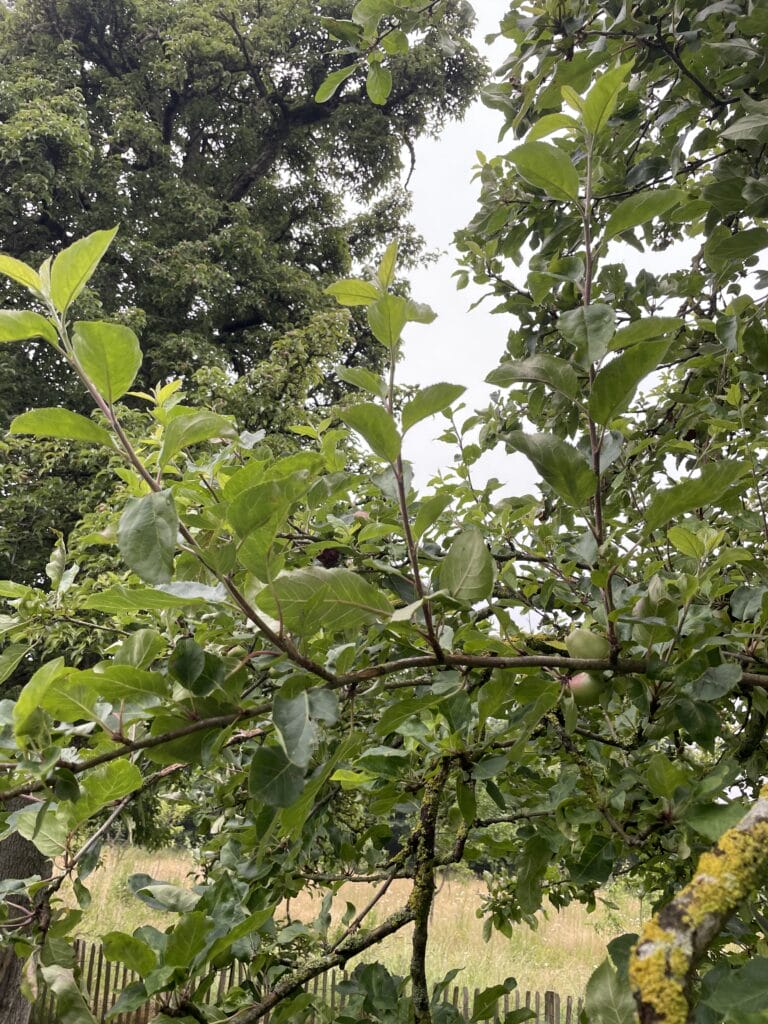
[0,800,50,1024]
[630,786,768,1024]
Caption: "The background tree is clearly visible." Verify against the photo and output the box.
[0,0,485,584]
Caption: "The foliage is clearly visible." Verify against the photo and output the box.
[3,2,768,1024]
[0,0,484,585]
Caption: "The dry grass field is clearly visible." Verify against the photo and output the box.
[63,847,645,997]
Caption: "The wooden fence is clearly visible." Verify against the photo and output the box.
[28,941,583,1024]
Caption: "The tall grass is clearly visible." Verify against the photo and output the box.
[64,847,645,996]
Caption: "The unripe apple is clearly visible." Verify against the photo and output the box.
[565,627,610,660]
[567,671,605,707]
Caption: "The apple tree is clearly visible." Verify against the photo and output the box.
[2,2,768,1024]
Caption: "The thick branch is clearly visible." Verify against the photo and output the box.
[630,787,768,1024]
[226,905,415,1024]
[408,762,450,1024]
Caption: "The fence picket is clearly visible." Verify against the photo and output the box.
[29,939,582,1024]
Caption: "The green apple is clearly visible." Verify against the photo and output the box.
[565,627,610,660]
[567,671,605,707]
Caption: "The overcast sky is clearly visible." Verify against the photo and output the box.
[400,5,535,492]
[398,5,698,495]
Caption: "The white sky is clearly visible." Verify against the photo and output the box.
[400,4,531,491]
[399,5,697,493]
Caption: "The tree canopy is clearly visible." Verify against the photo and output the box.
[3,2,768,1024]
[0,0,484,585]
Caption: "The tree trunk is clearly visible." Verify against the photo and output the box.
[0,800,50,1024]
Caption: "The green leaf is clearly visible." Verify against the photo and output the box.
[321,17,363,44]
[257,567,392,634]
[611,317,682,351]
[486,354,579,400]
[102,932,156,975]
[14,657,67,740]
[367,294,408,347]
[367,63,392,105]
[249,744,305,807]
[131,879,200,913]
[0,644,28,684]
[325,279,380,306]
[381,29,408,55]
[706,227,768,263]
[687,801,746,843]
[646,752,688,799]
[588,339,671,424]
[206,907,275,964]
[702,959,768,1014]
[11,805,68,857]
[507,431,595,507]
[675,698,720,748]
[375,682,462,736]
[229,473,310,539]
[39,965,98,1024]
[10,408,113,446]
[571,835,616,886]
[439,529,495,601]
[168,638,205,688]
[50,226,118,312]
[164,911,211,967]
[39,675,99,724]
[77,665,170,704]
[402,383,466,433]
[667,526,705,558]
[414,492,452,540]
[0,254,44,296]
[604,188,686,241]
[158,410,237,468]
[517,835,551,915]
[117,490,178,584]
[315,64,357,103]
[0,310,57,344]
[69,761,143,827]
[114,628,166,670]
[335,365,386,398]
[471,980,516,1021]
[582,62,633,136]
[508,141,580,202]
[274,691,317,768]
[721,113,768,142]
[72,321,142,403]
[685,663,742,701]
[405,299,437,324]
[341,403,401,462]
[376,240,398,289]
[526,112,578,142]
[645,462,746,533]
[105,982,149,1019]
[583,957,636,1024]
[559,304,616,363]
[80,585,224,613]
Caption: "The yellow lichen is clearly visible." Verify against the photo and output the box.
[629,943,688,1024]
[682,821,768,926]
[630,813,768,1021]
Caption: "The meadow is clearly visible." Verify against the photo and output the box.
[62,847,646,997]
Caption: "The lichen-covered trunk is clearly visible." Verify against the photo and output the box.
[408,764,450,1024]
[630,786,768,1024]
[0,800,50,1024]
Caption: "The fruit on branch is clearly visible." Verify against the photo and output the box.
[567,671,606,707]
[565,627,610,661]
